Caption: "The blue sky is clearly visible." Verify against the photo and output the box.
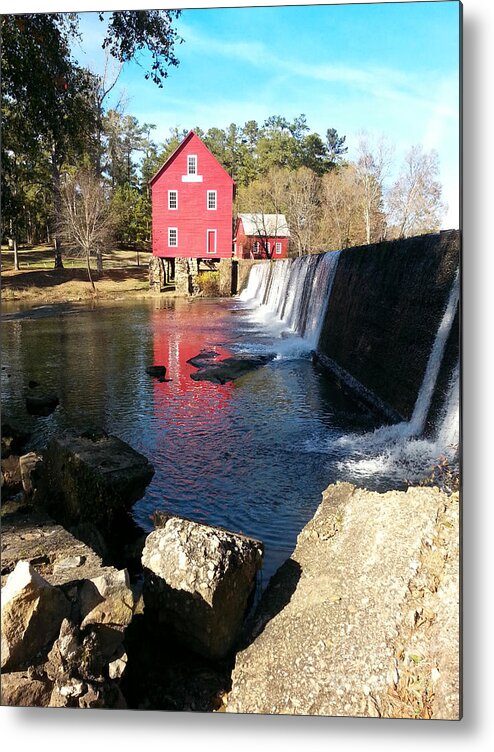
[74,1,460,228]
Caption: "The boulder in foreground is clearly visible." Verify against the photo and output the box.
[1,561,70,671]
[142,514,263,660]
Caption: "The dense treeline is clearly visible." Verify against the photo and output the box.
[1,12,446,269]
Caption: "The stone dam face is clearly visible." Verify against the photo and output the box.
[316,230,460,422]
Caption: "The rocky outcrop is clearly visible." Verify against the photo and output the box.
[35,429,154,534]
[227,482,460,720]
[189,353,275,385]
[142,514,263,659]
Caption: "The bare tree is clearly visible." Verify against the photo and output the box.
[58,168,115,294]
[319,164,367,251]
[355,132,393,244]
[283,167,321,255]
[386,145,446,238]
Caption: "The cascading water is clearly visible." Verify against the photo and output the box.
[240,252,460,485]
[239,252,341,352]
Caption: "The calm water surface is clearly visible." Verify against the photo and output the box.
[1,297,380,584]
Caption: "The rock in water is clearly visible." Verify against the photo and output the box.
[1,561,70,671]
[25,391,59,416]
[142,516,263,660]
[146,365,167,379]
[190,353,275,385]
[35,430,154,533]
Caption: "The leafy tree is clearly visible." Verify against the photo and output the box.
[326,128,348,166]
[98,10,182,87]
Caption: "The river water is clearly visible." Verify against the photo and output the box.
[2,296,389,584]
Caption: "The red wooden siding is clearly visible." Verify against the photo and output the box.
[150,132,235,259]
[234,218,290,259]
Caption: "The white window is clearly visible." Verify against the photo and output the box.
[207,190,217,210]
[168,190,178,210]
[266,241,271,256]
[253,241,260,255]
[168,228,178,247]
[187,155,197,175]
[275,242,282,254]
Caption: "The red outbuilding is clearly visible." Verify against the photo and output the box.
[149,131,235,262]
[234,213,290,259]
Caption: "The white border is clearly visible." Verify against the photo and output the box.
[168,190,178,210]
[168,227,178,247]
[206,228,217,254]
[207,190,217,210]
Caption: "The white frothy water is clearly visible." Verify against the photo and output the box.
[314,271,460,483]
[237,253,341,358]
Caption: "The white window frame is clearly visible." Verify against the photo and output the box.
[253,241,260,255]
[266,241,271,256]
[206,229,217,254]
[207,190,217,210]
[168,190,178,210]
[187,154,197,175]
[168,227,178,248]
[275,241,282,254]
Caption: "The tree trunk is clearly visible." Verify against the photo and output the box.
[96,249,103,273]
[13,236,20,271]
[51,148,64,269]
[86,252,97,295]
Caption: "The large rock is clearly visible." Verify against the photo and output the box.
[1,561,70,671]
[227,483,460,719]
[35,429,154,532]
[142,515,263,659]
[0,671,53,707]
[190,353,275,385]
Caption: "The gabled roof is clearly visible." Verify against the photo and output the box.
[149,130,235,186]
[237,213,291,238]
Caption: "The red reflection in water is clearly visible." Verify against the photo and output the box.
[150,301,237,503]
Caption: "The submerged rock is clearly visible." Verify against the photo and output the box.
[190,353,275,385]
[142,515,263,660]
[35,429,154,534]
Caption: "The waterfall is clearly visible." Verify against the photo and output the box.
[407,269,460,437]
[239,253,341,350]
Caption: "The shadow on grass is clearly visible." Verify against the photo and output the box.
[2,267,149,292]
